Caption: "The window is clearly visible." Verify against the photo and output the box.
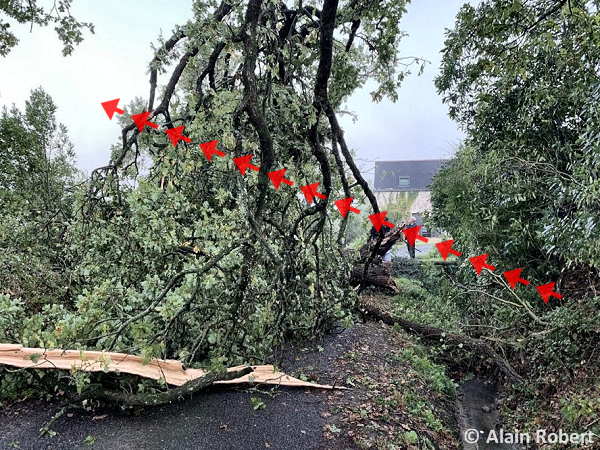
[398,176,410,187]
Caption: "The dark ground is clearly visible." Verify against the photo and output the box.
[0,324,367,450]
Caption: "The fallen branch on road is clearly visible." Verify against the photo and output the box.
[0,344,344,395]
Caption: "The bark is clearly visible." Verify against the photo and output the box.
[361,301,524,383]
[358,225,407,259]
[350,264,399,293]
[346,224,407,292]
[79,367,253,407]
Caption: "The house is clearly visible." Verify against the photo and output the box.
[373,159,448,228]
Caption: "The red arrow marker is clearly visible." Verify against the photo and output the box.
[131,111,159,132]
[402,225,429,247]
[469,253,496,275]
[435,239,462,261]
[101,98,125,119]
[300,182,327,205]
[334,197,361,218]
[503,268,530,289]
[234,154,260,176]
[536,282,562,304]
[165,126,192,147]
[369,211,395,232]
[200,140,226,161]
[268,168,294,189]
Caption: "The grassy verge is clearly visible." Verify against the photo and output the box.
[323,320,459,449]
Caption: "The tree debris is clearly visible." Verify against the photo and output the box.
[0,344,344,389]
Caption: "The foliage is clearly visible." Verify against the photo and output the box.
[433,0,600,326]
[391,275,461,333]
[400,348,457,397]
[84,435,97,446]
[0,0,93,56]
[63,0,418,370]
[0,0,420,403]
[431,0,600,430]
[434,0,600,273]
[250,396,266,410]
[0,88,79,312]
[382,191,417,225]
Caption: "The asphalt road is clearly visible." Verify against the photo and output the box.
[0,327,364,450]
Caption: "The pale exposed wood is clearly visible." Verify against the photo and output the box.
[0,344,342,389]
[215,365,345,389]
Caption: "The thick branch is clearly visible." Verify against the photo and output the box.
[80,367,253,407]
[241,0,275,219]
[362,301,524,383]
[291,0,338,236]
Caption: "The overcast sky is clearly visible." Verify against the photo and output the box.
[0,0,466,177]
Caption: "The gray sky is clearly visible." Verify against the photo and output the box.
[0,0,465,177]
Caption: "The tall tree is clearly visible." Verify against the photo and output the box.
[0,88,79,316]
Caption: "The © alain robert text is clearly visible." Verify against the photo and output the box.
[463,428,596,445]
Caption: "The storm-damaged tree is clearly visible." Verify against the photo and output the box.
[1,1,527,409]
[3,0,423,402]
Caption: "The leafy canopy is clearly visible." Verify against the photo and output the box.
[0,0,93,56]
[430,0,600,383]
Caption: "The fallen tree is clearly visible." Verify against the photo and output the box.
[360,298,524,383]
[0,343,344,414]
[358,224,408,260]
[350,224,407,292]
[78,367,253,407]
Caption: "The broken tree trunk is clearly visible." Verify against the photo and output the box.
[0,345,342,392]
[350,264,398,293]
[79,367,254,407]
[361,300,524,383]
[359,224,407,259]
[349,224,407,292]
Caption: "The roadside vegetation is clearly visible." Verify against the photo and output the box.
[323,318,459,450]
[429,0,600,441]
[1,0,599,447]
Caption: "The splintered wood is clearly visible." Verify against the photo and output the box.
[0,344,339,389]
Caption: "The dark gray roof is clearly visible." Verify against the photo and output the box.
[374,159,448,192]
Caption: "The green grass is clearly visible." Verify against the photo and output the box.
[399,347,458,397]
[391,276,461,333]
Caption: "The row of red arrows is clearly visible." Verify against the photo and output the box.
[402,229,562,304]
[102,98,562,304]
[101,98,388,225]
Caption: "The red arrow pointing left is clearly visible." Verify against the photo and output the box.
[268,168,294,189]
[300,182,327,205]
[131,111,159,132]
[334,197,361,218]
[101,98,125,119]
[536,282,562,304]
[234,155,260,176]
[469,253,496,275]
[200,140,225,161]
[435,239,462,261]
[402,226,429,247]
[369,211,394,232]
[165,126,192,147]
[503,268,530,289]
